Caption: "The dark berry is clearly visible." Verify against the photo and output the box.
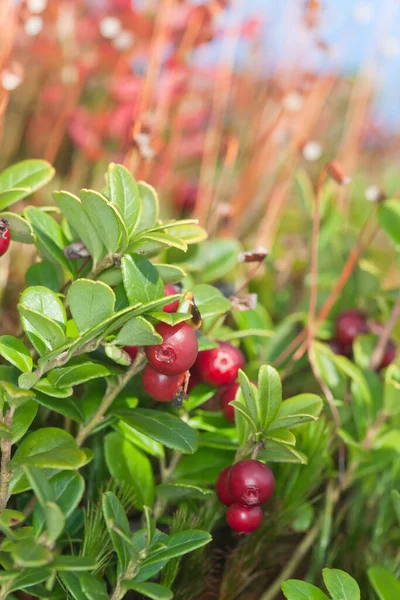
[142,364,185,402]
[163,284,180,313]
[215,466,234,505]
[145,322,198,376]
[335,310,367,345]
[0,219,10,257]
[327,339,352,358]
[379,340,396,370]
[123,346,138,362]
[219,382,239,423]
[226,503,263,534]
[228,459,275,506]
[195,342,245,387]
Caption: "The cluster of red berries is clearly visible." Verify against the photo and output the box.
[191,341,246,423]
[330,309,396,369]
[0,219,10,257]
[124,285,199,403]
[216,459,275,534]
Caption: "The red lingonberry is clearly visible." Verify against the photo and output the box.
[226,503,263,534]
[216,466,234,505]
[335,310,367,345]
[142,364,185,402]
[0,219,10,257]
[219,382,240,423]
[327,339,352,358]
[195,342,245,387]
[228,459,275,506]
[379,340,396,370]
[145,322,198,375]
[123,346,139,362]
[163,284,180,313]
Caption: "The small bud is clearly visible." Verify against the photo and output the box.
[326,161,352,185]
[230,293,258,311]
[104,345,131,366]
[238,247,268,263]
[302,141,322,161]
[64,242,90,259]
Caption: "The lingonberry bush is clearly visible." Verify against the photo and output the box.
[0,158,329,599]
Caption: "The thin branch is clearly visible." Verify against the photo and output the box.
[0,406,15,511]
[369,291,400,370]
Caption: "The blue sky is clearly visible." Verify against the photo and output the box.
[193,0,400,131]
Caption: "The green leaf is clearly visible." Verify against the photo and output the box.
[20,286,66,330]
[149,311,189,326]
[392,490,400,524]
[265,428,296,445]
[80,189,127,254]
[18,305,66,355]
[156,483,214,501]
[282,580,329,600]
[192,284,231,319]
[0,211,35,243]
[114,409,199,454]
[60,571,87,600]
[0,159,55,209]
[258,364,282,430]
[108,163,141,237]
[258,441,308,464]
[80,573,108,600]
[8,539,52,567]
[230,400,257,432]
[68,280,115,334]
[121,254,164,305]
[137,181,159,231]
[155,263,186,284]
[102,491,135,571]
[131,231,187,252]
[115,316,162,346]
[267,394,323,431]
[34,391,83,423]
[53,190,104,265]
[23,466,55,506]
[237,370,258,424]
[322,568,360,600]
[52,556,97,571]
[142,530,211,566]
[0,336,32,372]
[117,421,164,457]
[43,501,65,541]
[0,422,11,440]
[0,508,25,527]
[8,567,52,593]
[166,222,207,245]
[48,361,111,388]
[172,448,234,484]
[368,566,400,600]
[378,199,400,245]
[192,239,240,282]
[9,428,88,470]
[33,472,84,534]
[104,432,154,509]
[25,261,60,291]
[1,380,35,408]
[33,378,73,398]
[126,582,173,600]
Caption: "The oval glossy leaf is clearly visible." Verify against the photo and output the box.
[33,391,83,423]
[60,571,87,600]
[0,211,35,243]
[10,428,88,470]
[9,539,52,567]
[48,361,111,388]
[104,432,154,509]
[155,263,186,284]
[25,261,60,292]
[108,163,141,237]
[166,222,207,245]
[137,181,159,231]
[267,394,323,431]
[52,556,97,571]
[80,189,127,254]
[115,316,162,347]
[121,254,164,305]
[368,566,400,600]
[53,190,105,265]
[156,483,215,501]
[18,306,66,356]
[322,568,360,600]
[33,471,84,535]
[258,364,282,430]
[8,567,52,593]
[0,336,32,372]
[20,286,66,330]
[117,421,164,457]
[142,530,211,566]
[0,159,55,209]
[114,409,199,454]
[259,441,307,464]
[282,580,329,600]
[80,573,108,600]
[102,491,134,571]
[378,200,400,245]
[68,280,115,334]
[192,284,231,319]
[126,582,173,600]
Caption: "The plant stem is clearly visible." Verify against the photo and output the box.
[76,353,146,447]
[369,291,400,370]
[153,451,182,520]
[0,406,15,511]
[259,518,322,600]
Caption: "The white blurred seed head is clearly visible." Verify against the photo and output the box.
[113,30,135,51]
[100,17,121,39]
[353,3,374,24]
[283,92,303,113]
[1,70,22,91]
[25,15,43,36]
[302,141,322,161]
[365,185,382,202]
[27,0,47,14]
